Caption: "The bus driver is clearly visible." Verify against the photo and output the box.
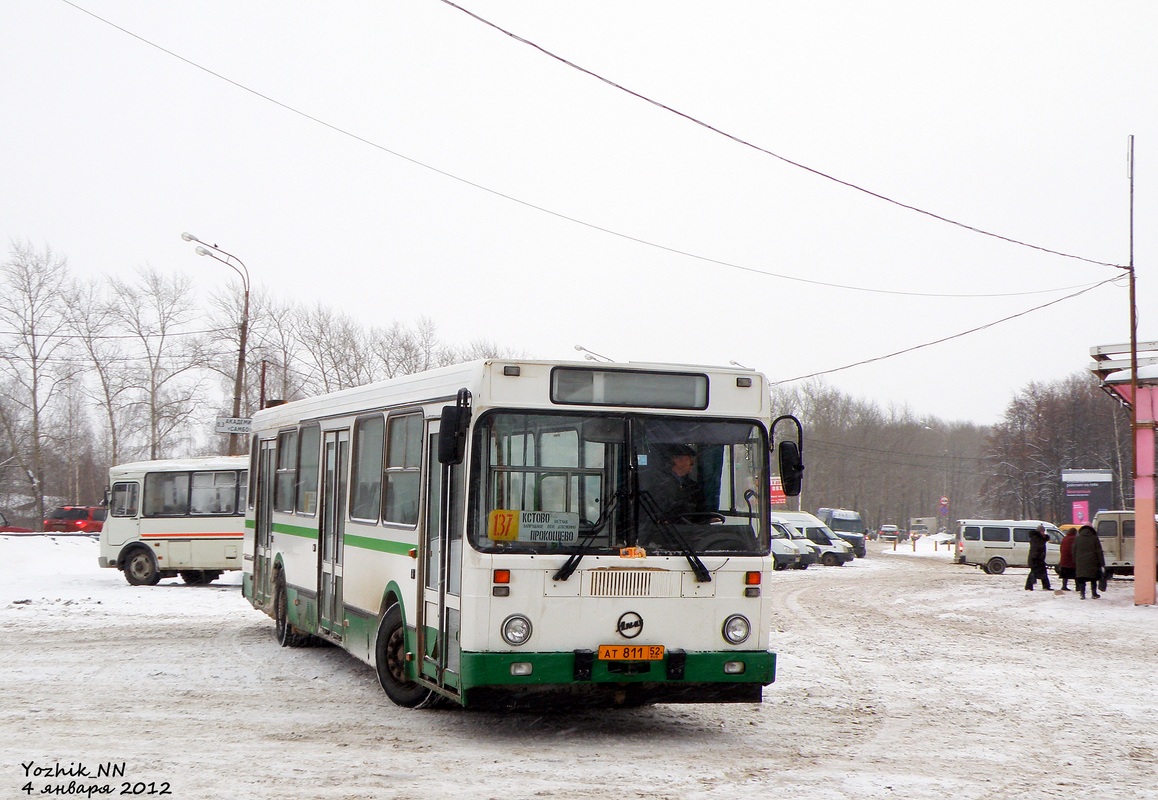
[650,444,707,521]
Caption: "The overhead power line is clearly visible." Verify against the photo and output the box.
[56,0,1110,299]
[438,0,1127,272]
[772,275,1121,384]
[0,327,233,342]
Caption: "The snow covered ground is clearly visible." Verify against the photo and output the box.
[1,534,1156,799]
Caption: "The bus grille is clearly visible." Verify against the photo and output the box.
[586,570,679,598]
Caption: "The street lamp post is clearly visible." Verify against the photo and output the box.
[182,233,250,456]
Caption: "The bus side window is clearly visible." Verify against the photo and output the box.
[274,430,298,513]
[296,424,321,515]
[111,482,139,517]
[350,415,384,522]
[384,413,422,526]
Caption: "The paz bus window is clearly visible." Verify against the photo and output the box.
[144,472,191,516]
[190,471,240,515]
[111,482,139,517]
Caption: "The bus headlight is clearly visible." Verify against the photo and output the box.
[722,614,751,645]
[501,614,533,646]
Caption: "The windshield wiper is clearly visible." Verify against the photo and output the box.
[553,490,624,582]
[637,491,712,583]
[743,489,759,539]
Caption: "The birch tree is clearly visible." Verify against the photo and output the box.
[0,242,77,525]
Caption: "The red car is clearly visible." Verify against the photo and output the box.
[0,510,33,533]
[43,505,106,533]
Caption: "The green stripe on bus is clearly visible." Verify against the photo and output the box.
[344,533,413,555]
[266,520,410,554]
[272,521,317,539]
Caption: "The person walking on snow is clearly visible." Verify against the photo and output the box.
[1057,526,1077,591]
[1073,525,1105,599]
[1024,523,1052,591]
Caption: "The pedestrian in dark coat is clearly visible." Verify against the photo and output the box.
[1057,527,1077,591]
[1073,525,1105,599]
[1024,524,1052,591]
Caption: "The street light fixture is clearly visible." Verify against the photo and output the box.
[182,232,251,456]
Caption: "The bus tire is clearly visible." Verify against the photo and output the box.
[375,604,437,709]
[180,570,210,585]
[986,557,1007,575]
[821,552,839,567]
[123,547,161,586]
[274,572,307,648]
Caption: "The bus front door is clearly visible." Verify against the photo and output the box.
[318,430,348,640]
[253,439,277,606]
[417,422,462,695]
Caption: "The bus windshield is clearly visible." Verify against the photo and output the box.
[470,411,769,556]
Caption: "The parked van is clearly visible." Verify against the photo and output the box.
[776,511,855,566]
[955,519,1062,575]
[1091,510,1158,578]
[770,515,818,569]
[816,507,867,557]
[768,530,803,571]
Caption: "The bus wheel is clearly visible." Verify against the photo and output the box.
[274,572,307,648]
[124,548,161,586]
[821,552,839,567]
[180,570,209,585]
[375,604,436,708]
[986,557,1007,575]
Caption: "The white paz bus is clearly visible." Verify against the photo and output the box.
[99,456,248,585]
[243,359,805,709]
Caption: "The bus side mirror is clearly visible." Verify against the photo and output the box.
[778,440,804,497]
[438,389,473,465]
[438,407,466,465]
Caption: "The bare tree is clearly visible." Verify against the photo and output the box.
[985,373,1131,519]
[247,293,313,407]
[109,266,207,459]
[294,304,373,392]
[769,378,987,531]
[67,277,143,465]
[0,242,78,526]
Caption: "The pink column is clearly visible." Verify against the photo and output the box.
[1135,386,1157,606]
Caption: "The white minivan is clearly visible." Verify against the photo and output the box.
[1092,510,1158,578]
[955,519,1062,575]
[770,515,818,569]
[776,511,855,566]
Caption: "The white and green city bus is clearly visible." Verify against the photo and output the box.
[100,456,248,585]
[243,359,804,708]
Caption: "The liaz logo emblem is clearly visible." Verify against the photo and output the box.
[616,611,643,639]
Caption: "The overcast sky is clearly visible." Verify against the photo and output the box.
[4,1,1156,424]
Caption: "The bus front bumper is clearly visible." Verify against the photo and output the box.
[458,648,774,705]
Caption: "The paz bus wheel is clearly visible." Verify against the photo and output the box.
[375,604,437,708]
[124,548,161,586]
